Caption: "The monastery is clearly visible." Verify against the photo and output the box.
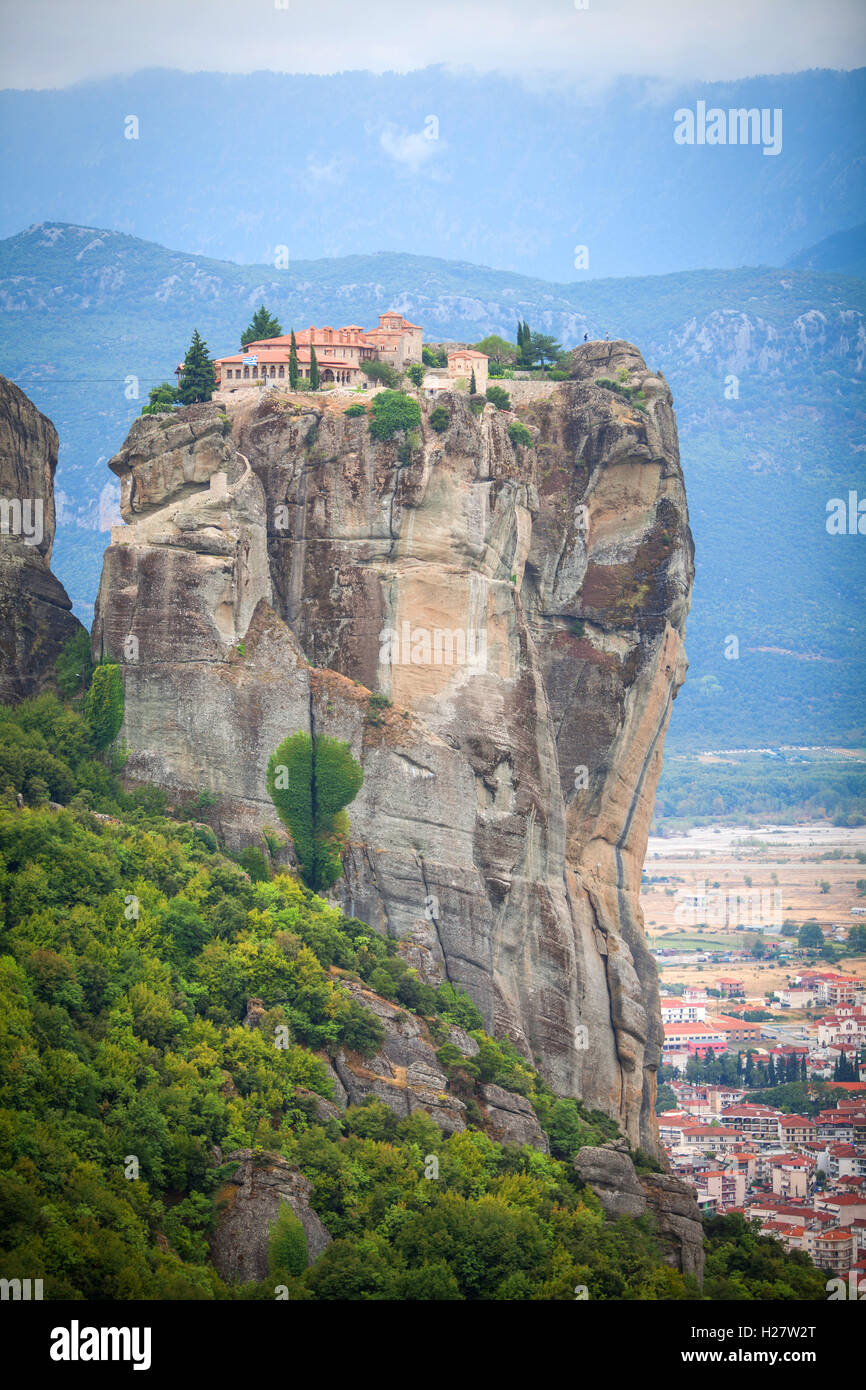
[211,312,488,392]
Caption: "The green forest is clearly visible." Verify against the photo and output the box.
[0,690,829,1300]
[652,752,866,829]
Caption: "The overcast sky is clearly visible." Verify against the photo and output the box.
[1,0,865,90]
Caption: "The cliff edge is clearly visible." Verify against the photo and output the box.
[0,374,83,701]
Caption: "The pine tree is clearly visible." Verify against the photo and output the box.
[289,330,299,390]
[309,344,320,392]
[241,304,283,348]
[177,329,216,404]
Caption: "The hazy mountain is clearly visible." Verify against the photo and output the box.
[787,222,866,277]
[0,221,863,752]
[0,67,864,280]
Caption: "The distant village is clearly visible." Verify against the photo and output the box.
[658,970,866,1283]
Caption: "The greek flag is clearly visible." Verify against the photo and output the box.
[242,354,258,365]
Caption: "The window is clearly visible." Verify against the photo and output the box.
[243,366,249,378]
[226,369,233,380]
[252,366,258,377]
[278,365,284,377]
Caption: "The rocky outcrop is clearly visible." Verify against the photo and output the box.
[0,374,83,701]
[481,1084,549,1152]
[574,1142,705,1284]
[331,982,468,1134]
[92,340,693,1155]
[210,1149,331,1285]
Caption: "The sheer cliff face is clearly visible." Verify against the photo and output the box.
[0,374,83,702]
[92,341,693,1153]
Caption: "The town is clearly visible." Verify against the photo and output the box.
[657,968,866,1285]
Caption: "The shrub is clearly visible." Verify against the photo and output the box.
[85,665,124,749]
[366,693,391,727]
[368,390,422,442]
[344,403,367,419]
[55,629,93,700]
[361,360,400,388]
[268,1203,309,1280]
[507,422,532,449]
[405,364,425,387]
[428,406,450,433]
[469,396,485,417]
[238,846,270,883]
[485,385,511,410]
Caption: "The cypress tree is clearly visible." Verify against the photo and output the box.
[470,368,477,394]
[309,344,320,391]
[177,328,216,404]
[289,330,299,390]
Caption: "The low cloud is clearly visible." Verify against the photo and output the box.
[378,125,444,173]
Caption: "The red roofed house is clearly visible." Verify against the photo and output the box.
[663,1022,727,1059]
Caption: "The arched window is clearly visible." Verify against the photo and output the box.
[243,366,249,378]
[270,365,276,377]
[278,365,285,377]
[252,366,258,377]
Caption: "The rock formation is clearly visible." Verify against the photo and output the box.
[0,374,83,701]
[92,340,693,1156]
[210,1149,331,1284]
[574,1142,705,1283]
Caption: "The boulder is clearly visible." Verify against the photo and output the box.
[574,1142,705,1284]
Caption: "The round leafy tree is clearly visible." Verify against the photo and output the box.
[266,732,363,893]
[369,390,422,441]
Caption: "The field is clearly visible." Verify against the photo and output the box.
[640,822,866,1004]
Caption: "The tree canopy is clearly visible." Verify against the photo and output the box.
[267,732,363,892]
[177,329,216,405]
[241,305,283,348]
